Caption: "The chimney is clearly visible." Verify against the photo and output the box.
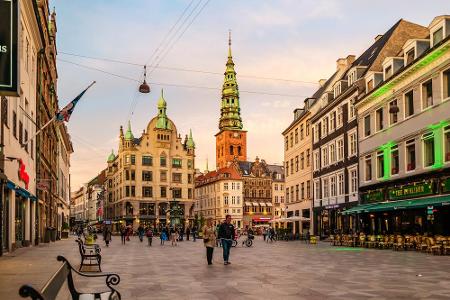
[375,34,383,41]
[318,79,327,87]
[336,55,355,71]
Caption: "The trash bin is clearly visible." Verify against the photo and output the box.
[44,227,51,243]
[50,227,57,242]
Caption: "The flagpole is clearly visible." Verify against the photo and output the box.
[21,81,96,147]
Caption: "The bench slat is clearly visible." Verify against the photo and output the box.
[41,262,70,300]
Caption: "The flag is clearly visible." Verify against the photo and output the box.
[55,81,95,122]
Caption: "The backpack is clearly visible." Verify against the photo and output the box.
[146,230,153,238]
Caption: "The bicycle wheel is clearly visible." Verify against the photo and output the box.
[245,239,253,247]
[232,240,237,247]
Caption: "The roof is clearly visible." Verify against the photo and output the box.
[195,166,241,187]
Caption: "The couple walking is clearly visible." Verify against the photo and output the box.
[202,215,235,265]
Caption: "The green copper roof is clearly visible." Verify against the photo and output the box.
[125,120,134,140]
[187,129,195,149]
[107,149,115,162]
[219,32,243,131]
[156,89,172,130]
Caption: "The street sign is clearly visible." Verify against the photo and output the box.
[0,0,19,96]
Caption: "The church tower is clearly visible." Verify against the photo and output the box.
[215,32,247,168]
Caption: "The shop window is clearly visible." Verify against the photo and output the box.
[391,145,399,175]
[404,90,414,117]
[389,99,398,125]
[365,155,372,181]
[377,151,384,178]
[422,79,433,109]
[406,140,416,171]
[445,125,450,162]
[422,132,435,167]
[376,108,383,131]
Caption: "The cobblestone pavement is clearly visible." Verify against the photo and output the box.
[1,236,450,300]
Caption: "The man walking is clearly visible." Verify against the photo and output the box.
[218,215,235,265]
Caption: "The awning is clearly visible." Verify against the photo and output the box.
[342,195,450,215]
[266,202,273,207]
[252,202,258,206]
[259,202,266,207]
[244,202,252,206]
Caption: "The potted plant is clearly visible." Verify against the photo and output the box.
[61,222,70,239]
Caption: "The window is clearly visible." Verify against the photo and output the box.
[142,187,153,198]
[314,151,320,171]
[275,184,278,191]
[290,133,293,147]
[294,128,298,144]
[330,143,336,163]
[364,115,371,137]
[389,99,398,125]
[385,65,392,79]
[131,155,136,165]
[349,103,355,119]
[142,170,152,181]
[350,169,358,194]
[188,174,193,184]
[365,156,372,181]
[367,79,374,91]
[330,112,336,132]
[391,145,399,175]
[300,152,305,170]
[285,137,289,150]
[444,68,450,99]
[349,131,357,157]
[445,126,450,162]
[125,186,130,197]
[160,170,167,182]
[224,183,228,190]
[125,170,130,180]
[131,186,135,197]
[322,147,329,167]
[1,97,7,127]
[406,139,416,171]
[377,151,384,178]
[130,170,135,181]
[290,159,294,174]
[423,132,435,167]
[376,108,383,131]
[306,120,310,136]
[295,156,299,172]
[404,91,414,117]
[300,124,304,140]
[314,124,320,143]
[172,173,182,183]
[322,117,328,136]
[433,27,443,46]
[314,181,320,200]
[172,188,182,199]
[337,106,343,128]
[160,155,167,167]
[142,156,152,166]
[295,185,299,201]
[224,196,229,205]
[406,48,415,65]
[187,159,193,169]
[337,139,344,161]
[338,173,344,196]
[19,121,23,144]
[286,187,289,202]
[306,180,311,198]
[301,183,305,199]
[172,158,182,168]
[323,178,329,198]
[285,161,289,176]
[330,176,336,197]
[306,149,311,167]
[422,80,433,109]
[275,196,279,203]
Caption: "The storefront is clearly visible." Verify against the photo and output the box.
[314,202,358,237]
[345,177,450,235]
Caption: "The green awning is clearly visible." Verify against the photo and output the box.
[342,195,450,215]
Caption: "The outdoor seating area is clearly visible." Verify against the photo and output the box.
[329,234,450,255]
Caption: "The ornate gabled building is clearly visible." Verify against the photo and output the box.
[215,33,247,168]
[105,91,196,231]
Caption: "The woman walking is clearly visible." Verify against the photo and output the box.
[160,227,167,245]
[202,218,217,265]
[103,226,112,247]
[146,227,153,246]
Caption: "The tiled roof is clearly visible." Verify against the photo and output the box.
[195,166,241,186]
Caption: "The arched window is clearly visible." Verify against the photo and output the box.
[229,145,233,155]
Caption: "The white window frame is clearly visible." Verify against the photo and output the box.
[314,124,320,143]
[314,150,320,171]
[329,142,336,164]
[348,130,357,157]
[329,111,336,133]
[337,106,343,128]
[337,172,344,196]
[322,146,329,167]
[330,175,336,197]
[337,137,344,161]
[348,167,358,194]
[349,102,356,121]
[421,79,434,111]
[322,117,328,137]
[322,178,329,199]
[422,132,435,168]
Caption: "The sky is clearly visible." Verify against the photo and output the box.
[50,0,449,191]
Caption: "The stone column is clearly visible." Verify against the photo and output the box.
[9,190,15,252]
[24,199,30,246]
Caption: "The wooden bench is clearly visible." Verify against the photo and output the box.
[19,255,121,300]
[76,239,102,272]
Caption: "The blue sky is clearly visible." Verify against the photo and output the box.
[50,0,449,191]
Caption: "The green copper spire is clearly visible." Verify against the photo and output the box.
[156,89,172,130]
[187,129,195,149]
[125,120,134,140]
[107,149,115,162]
[219,31,243,131]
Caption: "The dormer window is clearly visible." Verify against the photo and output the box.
[405,48,415,65]
[432,27,444,46]
[348,70,356,86]
[384,65,392,79]
[333,82,341,98]
[367,79,374,91]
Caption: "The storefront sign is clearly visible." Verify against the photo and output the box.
[388,182,433,200]
[361,190,384,203]
[442,177,450,193]
[0,0,19,96]
[325,204,340,209]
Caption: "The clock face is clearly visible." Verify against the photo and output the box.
[233,132,239,138]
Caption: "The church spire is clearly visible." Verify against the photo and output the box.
[219,31,243,131]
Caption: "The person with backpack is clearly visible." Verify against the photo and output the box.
[146,227,153,246]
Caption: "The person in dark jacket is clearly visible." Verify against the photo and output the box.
[218,215,235,265]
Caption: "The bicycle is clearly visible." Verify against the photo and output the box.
[242,233,254,247]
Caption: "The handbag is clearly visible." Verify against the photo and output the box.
[203,238,210,243]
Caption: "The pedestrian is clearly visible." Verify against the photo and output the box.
[218,214,235,265]
[126,225,132,241]
[120,225,126,245]
[160,227,167,246]
[170,227,176,246]
[138,224,145,242]
[192,226,197,242]
[146,227,153,246]
[103,225,112,247]
[202,218,216,265]
[186,227,190,241]
[263,228,267,242]
[175,227,179,246]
